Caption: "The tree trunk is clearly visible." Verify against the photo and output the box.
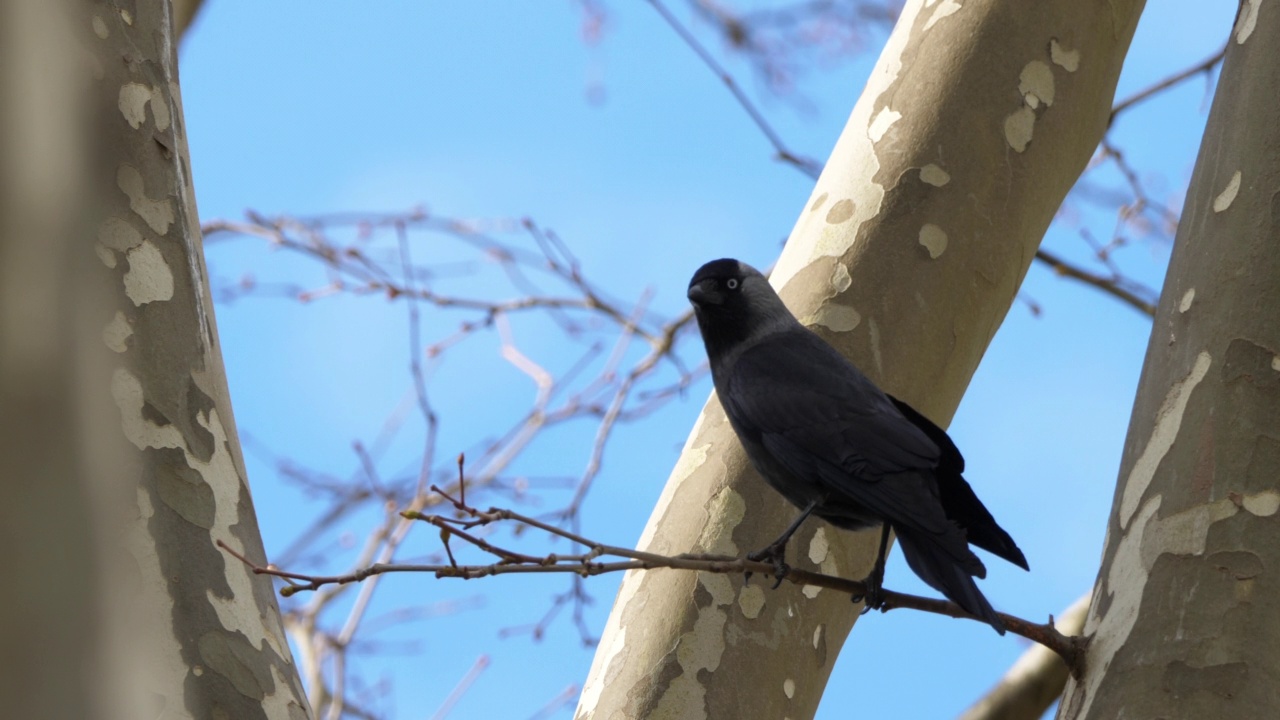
[576,0,1144,718]
[88,2,311,718]
[1057,7,1280,719]
[0,2,100,719]
[173,0,206,41]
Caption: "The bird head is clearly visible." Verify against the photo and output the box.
[687,258,795,352]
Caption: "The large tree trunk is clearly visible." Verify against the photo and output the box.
[0,2,100,718]
[173,0,206,41]
[576,0,1144,718]
[1057,7,1280,719]
[88,2,310,717]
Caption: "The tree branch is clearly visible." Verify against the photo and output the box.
[958,593,1092,720]
[1109,44,1227,126]
[217,484,1089,675]
[1034,248,1156,317]
[645,0,822,177]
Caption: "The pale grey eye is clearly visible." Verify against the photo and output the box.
[726,278,739,290]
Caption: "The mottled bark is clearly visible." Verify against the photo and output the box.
[1058,6,1280,719]
[0,2,99,719]
[88,1,310,718]
[959,595,1089,720]
[576,0,1144,718]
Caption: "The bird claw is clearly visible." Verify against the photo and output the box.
[851,574,885,614]
[747,543,790,589]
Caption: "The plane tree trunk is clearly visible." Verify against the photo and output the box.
[25,2,313,718]
[1,1,99,717]
[576,0,1145,718]
[1058,7,1280,718]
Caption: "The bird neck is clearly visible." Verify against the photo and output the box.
[698,310,795,372]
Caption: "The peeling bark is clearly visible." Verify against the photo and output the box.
[1058,7,1280,719]
[576,0,1144,718]
[87,2,311,718]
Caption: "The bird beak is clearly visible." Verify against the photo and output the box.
[687,280,719,306]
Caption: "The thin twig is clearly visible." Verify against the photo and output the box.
[1109,44,1227,126]
[1033,248,1156,317]
[646,0,822,177]
[428,655,490,720]
[218,473,1088,676]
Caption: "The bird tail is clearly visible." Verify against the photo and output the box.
[935,474,1030,571]
[893,527,1006,635]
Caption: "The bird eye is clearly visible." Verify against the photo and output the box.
[726,278,740,290]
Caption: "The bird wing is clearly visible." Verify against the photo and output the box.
[888,395,1029,571]
[724,332,966,544]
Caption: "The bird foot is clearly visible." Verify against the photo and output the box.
[851,574,885,615]
[747,543,790,589]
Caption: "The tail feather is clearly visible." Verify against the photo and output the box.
[886,394,1029,572]
[936,474,1030,571]
[894,528,1006,635]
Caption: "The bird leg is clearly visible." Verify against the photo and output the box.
[747,501,817,589]
[852,522,891,613]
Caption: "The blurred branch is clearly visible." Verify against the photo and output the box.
[958,593,1091,720]
[645,1,1224,318]
[1033,249,1156,317]
[527,685,580,720]
[1109,44,1227,126]
[206,208,702,717]
[646,0,823,176]
[428,655,490,720]
[685,0,897,98]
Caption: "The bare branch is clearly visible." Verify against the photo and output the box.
[1034,249,1156,317]
[428,655,490,720]
[1109,44,1226,126]
[218,489,1088,674]
[646,0,823,176]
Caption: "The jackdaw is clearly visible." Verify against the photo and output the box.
[687,258,1027,634]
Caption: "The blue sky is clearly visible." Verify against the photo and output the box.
[181,2,1235,718]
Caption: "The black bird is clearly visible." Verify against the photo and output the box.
[687,258,1027,634]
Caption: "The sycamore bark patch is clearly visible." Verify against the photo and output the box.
[1213,171,1241,212]
[123,240,174,306]
[103,311,133,352]
[1050,39,1080,71]
[919,224,948,258]
[117,165,175,235]
[830,263,852,293]
[1235,0,1260,43]
[825,199,855,224]
[1179,288,1196,313]
[1121,351,1212,527]
[868,107,901,142]
[924,0,962,31]
[803,304,860,332]
[738,585,765,619]
[1004,107,1035,152]
[98,217,143,251]
[118,83,152,129]
[920,164,950,186]
[1019,61,1055,107]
